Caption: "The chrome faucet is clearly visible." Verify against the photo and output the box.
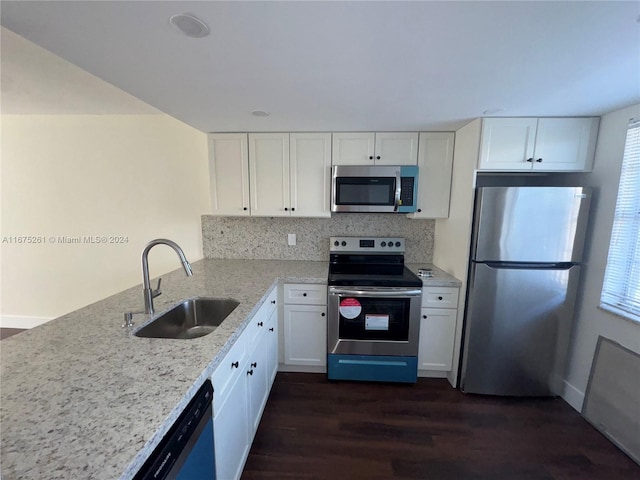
[141,238,193,315]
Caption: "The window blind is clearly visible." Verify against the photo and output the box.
[600,119,640,322]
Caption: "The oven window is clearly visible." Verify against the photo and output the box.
[338,297,410,341]
[335,177,395,206]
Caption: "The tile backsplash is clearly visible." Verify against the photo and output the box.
[201,214,434,263]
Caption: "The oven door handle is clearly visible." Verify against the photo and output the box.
[329,287,422,297]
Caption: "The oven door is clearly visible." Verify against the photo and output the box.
[328,286,422,356]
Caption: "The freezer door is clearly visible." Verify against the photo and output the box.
[460,262,581,396]
[473,187,591,263]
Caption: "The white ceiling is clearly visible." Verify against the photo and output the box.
[1,1,638,132]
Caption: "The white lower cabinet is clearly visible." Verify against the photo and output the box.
[283,304,327,367]
[418,287,459,375]
[213,364,250,480]
[212,286,278,480]
[418,308,457,371]
[282,283,327,370]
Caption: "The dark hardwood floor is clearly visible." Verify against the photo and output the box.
[242,373,639,480]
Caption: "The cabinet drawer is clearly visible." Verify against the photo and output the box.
[422,287,459,308]
[283,283,327,305]
[212,335,247,411]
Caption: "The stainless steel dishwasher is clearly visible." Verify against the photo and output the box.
[133,380,215,480]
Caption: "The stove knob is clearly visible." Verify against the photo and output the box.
[395,241,401,247]
[334,241,339,247]
[381,241,386,247]
[388,242,394,248]
[341,241,347,247]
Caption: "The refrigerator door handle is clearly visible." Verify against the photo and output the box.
[481,261,575,270]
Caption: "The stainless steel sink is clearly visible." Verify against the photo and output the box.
[134,298,239,339]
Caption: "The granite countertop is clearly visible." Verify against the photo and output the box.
[0,259,328,480]
[0,258,460,480]
[407,263,463,287]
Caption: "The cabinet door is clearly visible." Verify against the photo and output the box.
[479,118,537,171]
[532,118,599,171]
[290,133,331,217]
[266,307,278,386]
[374,132,419,165]
[246,340,268,438]
[418,308,457,371]
[411,132,454,218]
[283,304,327,366]
[331,133,375,165]
[213,366,250,480]
[249,133,290,216]
[208,134,250,215]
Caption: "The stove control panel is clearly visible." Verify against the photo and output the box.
[330,236,405,253]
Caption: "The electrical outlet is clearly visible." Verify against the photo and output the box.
[287,233,296,246]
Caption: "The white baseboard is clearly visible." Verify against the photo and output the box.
[0,315,53,329]
[562,380,585,412]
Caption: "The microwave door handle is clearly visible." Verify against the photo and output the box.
[394,171,401,211]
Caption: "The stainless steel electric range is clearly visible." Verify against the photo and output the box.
[327,236,423,383]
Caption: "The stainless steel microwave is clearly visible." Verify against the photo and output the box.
[331,165,419,213]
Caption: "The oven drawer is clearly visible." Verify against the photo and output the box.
[422,287,459,308]
[283,283,327,305]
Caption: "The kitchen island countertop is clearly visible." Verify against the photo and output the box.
[0,258,460,480]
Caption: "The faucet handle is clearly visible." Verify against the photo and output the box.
[152,278,162,298]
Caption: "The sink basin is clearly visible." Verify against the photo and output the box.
[135,298,239,339]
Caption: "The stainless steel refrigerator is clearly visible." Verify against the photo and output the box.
[460,186,591,396]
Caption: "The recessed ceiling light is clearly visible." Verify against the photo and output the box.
[169,13,210,38]
[483,108,506,115]
[251,110,271,117]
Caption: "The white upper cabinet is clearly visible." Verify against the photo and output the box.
[248,133,331,217]
[410,132,455,219]
[248,133,290,216]
[479,117,599,172]
[533,118,599,171]
[331,133,374,165]
[208,134,250,215]
[332,132,418,165]
[374,133,420,165]
[289,133,332,217]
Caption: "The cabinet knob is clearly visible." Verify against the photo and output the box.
[247,369,254,376]
[251,362,257,368]
[271,300,276,304]
[423,315,427,319]
[376,156,381,160]
[243,207,248,211]
[369,156,373,160]
[269,327,274,332]
[438,296,443,300]
[303,293,307,297]
[417,209,422,213]
[321,312,326,317]
[526,158,534,163]
[231,361,239,368]
[257,321,264,327]
[291,207,295,211]
[284,207,288,211]
[536,158,543,163]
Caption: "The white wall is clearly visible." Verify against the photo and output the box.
[1,114,209,324]
[432,118,480,386]
[562,103,640,410]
